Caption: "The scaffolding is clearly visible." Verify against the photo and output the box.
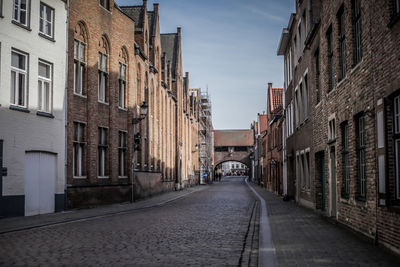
[198,89,213,183]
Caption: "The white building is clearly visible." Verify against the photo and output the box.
[0,0,68,217]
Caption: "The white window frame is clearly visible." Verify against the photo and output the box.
[73,121,86,178]
[39,2,54,38]
[118,62,127,109]
[13,0,29,26]
[98,126,108,177]
[118,130,127,178]
[11,49,28,108]
[38,60,52,113]
[74,39,86,96]
[98,52,108,103]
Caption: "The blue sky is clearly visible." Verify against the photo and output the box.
[116,0,295,129]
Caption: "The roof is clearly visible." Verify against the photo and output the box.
[268,85,283,115]
[161,33,178,79]
[120,6,144,30]
[214,130,254,147]
[258,114,268,134]
[277,13,296,55]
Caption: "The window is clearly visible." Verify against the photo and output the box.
[304,74,309,119]
[100,0,109,10]
[0,0,3,17]
[396,0,400,15]
[119,62,126,109]
[73,122,86,177]
[338,6,346,80]
[74,40,86,95]
[38,61,52,113]
[305,152,310,190]
[352,0,362,65]
[341,122,350,198]
[39,3,53,38]
[11,50,28,107]
[329,118,336,141]
[98,127,108,177]
[357,114,366,199]
[98,52,108,103]
[13,0,29,26]
[315,49,321,103]
[299,82,304,122]
[393,96,400,199]
[118,131,127,177]
[327,27,334,91]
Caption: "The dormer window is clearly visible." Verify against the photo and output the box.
[100,0,109,10]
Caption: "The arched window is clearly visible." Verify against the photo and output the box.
[118,47,128,109]
[98,35,109,103]
[73,21,88,95]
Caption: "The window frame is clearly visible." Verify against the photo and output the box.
[315,49,321,104]
[98,126,109,177]
[37,60,52,113]
[352,0,362,65]
[73,121,86,178]
[118,130,127,178]
[327,26,334,92]
[98,52,108,103]
[39,2,54,39]
[10,49,28,108]
[118,62,127,109]
[12,0,30,28]
[396,0,400,15]
[73,39,87,96]
[393,95,400,200]
[356,114,367,200]
[338,6,346,80]
[341,121,350,198]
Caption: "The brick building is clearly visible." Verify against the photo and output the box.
[278,0,400,254]
[265,84,283,195]
[66,0,200,208]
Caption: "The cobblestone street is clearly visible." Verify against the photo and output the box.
[0,177,257,266]
[1,177,400,266]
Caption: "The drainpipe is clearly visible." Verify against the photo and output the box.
[64,0,70,211]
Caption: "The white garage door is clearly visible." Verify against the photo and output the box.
[25,152,56,216]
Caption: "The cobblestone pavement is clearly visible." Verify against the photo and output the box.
[0,177,257,266]
[250,182,400,267]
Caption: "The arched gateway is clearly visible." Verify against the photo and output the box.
[213,129,254,174]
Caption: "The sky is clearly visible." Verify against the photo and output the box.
[115,0,295,129]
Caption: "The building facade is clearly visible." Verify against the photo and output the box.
[0,0,68,216]
[278,0,400,254]
[66,0,202,208]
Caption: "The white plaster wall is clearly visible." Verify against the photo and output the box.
[0,0,67,196]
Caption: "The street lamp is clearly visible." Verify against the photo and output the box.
[132,102,149,124]
[131,101,149,203]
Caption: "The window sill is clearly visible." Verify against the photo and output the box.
[327,138,336,145]
[98,176,109,179]
[351,59,364,74]
[74,93,87,99]
[118,176,128,179]
[12,20,31,31]
[337,75,348,88]
[38,32,55,42]
[99,4,112,13]
[388,13,400,28]
[315,101,322,108]
[10,105,30,113]
[98,101,109,106]
[118,107,128,112]
[37,111,54,118]
[326,87,337,98]
[73,176,87,179]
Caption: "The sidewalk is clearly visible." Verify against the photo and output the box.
[0,185,207,234]
[249,182,400,266]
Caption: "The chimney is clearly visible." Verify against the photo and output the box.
[268,82,272,89]
[153,3,159,14]
[177,27,181,36]
[143,0,147,8]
